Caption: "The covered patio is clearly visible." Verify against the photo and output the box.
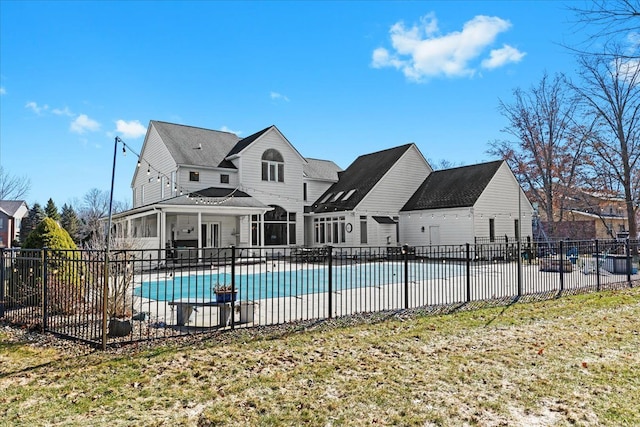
[110,188,272,262]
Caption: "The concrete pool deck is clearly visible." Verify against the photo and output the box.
[129,258,637,331]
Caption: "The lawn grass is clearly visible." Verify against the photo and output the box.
[1,287,639,426]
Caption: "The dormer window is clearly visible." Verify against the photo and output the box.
[190,171,200,182]
[261,149,284,182]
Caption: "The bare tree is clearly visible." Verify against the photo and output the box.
[0,166,31,200]
[77,188,131,245]
[428,159,464,171]
[488,73,591,231]
[569,0,640,59]
[572,47,640,238]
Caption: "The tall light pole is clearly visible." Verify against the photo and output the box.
[102,136,121,350]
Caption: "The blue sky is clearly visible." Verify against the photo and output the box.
[0,1,584,209]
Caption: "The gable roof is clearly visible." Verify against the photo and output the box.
[312,144,415,212]
[304,158,342,181]
[226,126,273,157]
[151,121,241,168]
[0,200,27,217]
[401,161,503,211]
[226,125,308,165]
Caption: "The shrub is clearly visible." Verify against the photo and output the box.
[21,218,83,315]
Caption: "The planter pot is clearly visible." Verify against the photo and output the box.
[238,301,258,323]
[215,291,237,303]
[108,318,133,337]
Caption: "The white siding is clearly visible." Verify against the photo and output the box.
[474,162,533,241]
[399,207,473,246]
[304,178,335,204]
[358,145,431,216]
[356,145,431,247]
[236,128,306,246]
[398,163,533,246]
[176,167,238,195]
[132,125,177,207]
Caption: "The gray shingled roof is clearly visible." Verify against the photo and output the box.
[151,120,339,184]
[226,126,273,157]
[312,144,414,213]
[151,121,240,168]
[304,158,341,181]
[401,161,503,211]
[0,200,27,216]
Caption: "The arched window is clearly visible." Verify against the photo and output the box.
[261,149,284,182]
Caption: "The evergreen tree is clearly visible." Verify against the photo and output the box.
[19,203,46,243]
[60,203,82,244]
[45,198,60,221]
[23,217,78,251]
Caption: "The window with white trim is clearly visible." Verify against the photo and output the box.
[314,216,346,244]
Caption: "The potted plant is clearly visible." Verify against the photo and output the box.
[214,284,237,303]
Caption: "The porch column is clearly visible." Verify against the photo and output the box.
[159,210,166,251]
[197,212,202,260]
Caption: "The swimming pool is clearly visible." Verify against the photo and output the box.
[134,261,465,302]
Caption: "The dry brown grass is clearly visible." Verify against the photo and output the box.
[1,287,639,426]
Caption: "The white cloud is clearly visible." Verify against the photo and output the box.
[270,91,290,102]
[115,119,147,139]
[617,58,640,85]
[372,13,524,81]
[481,44,526,69]
[0,87,6,95]
[52,106,74,117]
[70,114,100,134]
[220,125,242,135]
[25,101,49,114]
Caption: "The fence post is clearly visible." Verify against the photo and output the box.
[42,248,48,332]
[0,249,4,318]
[403,244,409,309]
[102,250,110,351]
[626,238,632,287]
[466,243,471,303]
[517,238,522,297]
[559,240,564,294]
[327,246,333,319]
[230,245,236,329]
[595,239,601,292]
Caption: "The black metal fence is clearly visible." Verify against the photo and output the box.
[1,239,636,349]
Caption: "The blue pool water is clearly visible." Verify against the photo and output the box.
[134,261,465,302]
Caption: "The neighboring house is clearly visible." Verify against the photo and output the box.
[0,200,28,248]
[537,190,629,240]
[310,144,432,247]
[398,161,534,247]
[553,210,626,240]
[111,121,341,256]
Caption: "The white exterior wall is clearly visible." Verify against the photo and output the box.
[399,207,474,246]
[473,162,533,241]
[356,146,431,247]
[399,163,533,246]
[304,178,335,205]
[235,129,306,246]
[132,125,177,207]
[175,167,238,196]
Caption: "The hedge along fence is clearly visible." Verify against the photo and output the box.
[0,239,637,349]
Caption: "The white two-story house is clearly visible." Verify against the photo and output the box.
[111,120,533,258]
[111,121,341,257]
